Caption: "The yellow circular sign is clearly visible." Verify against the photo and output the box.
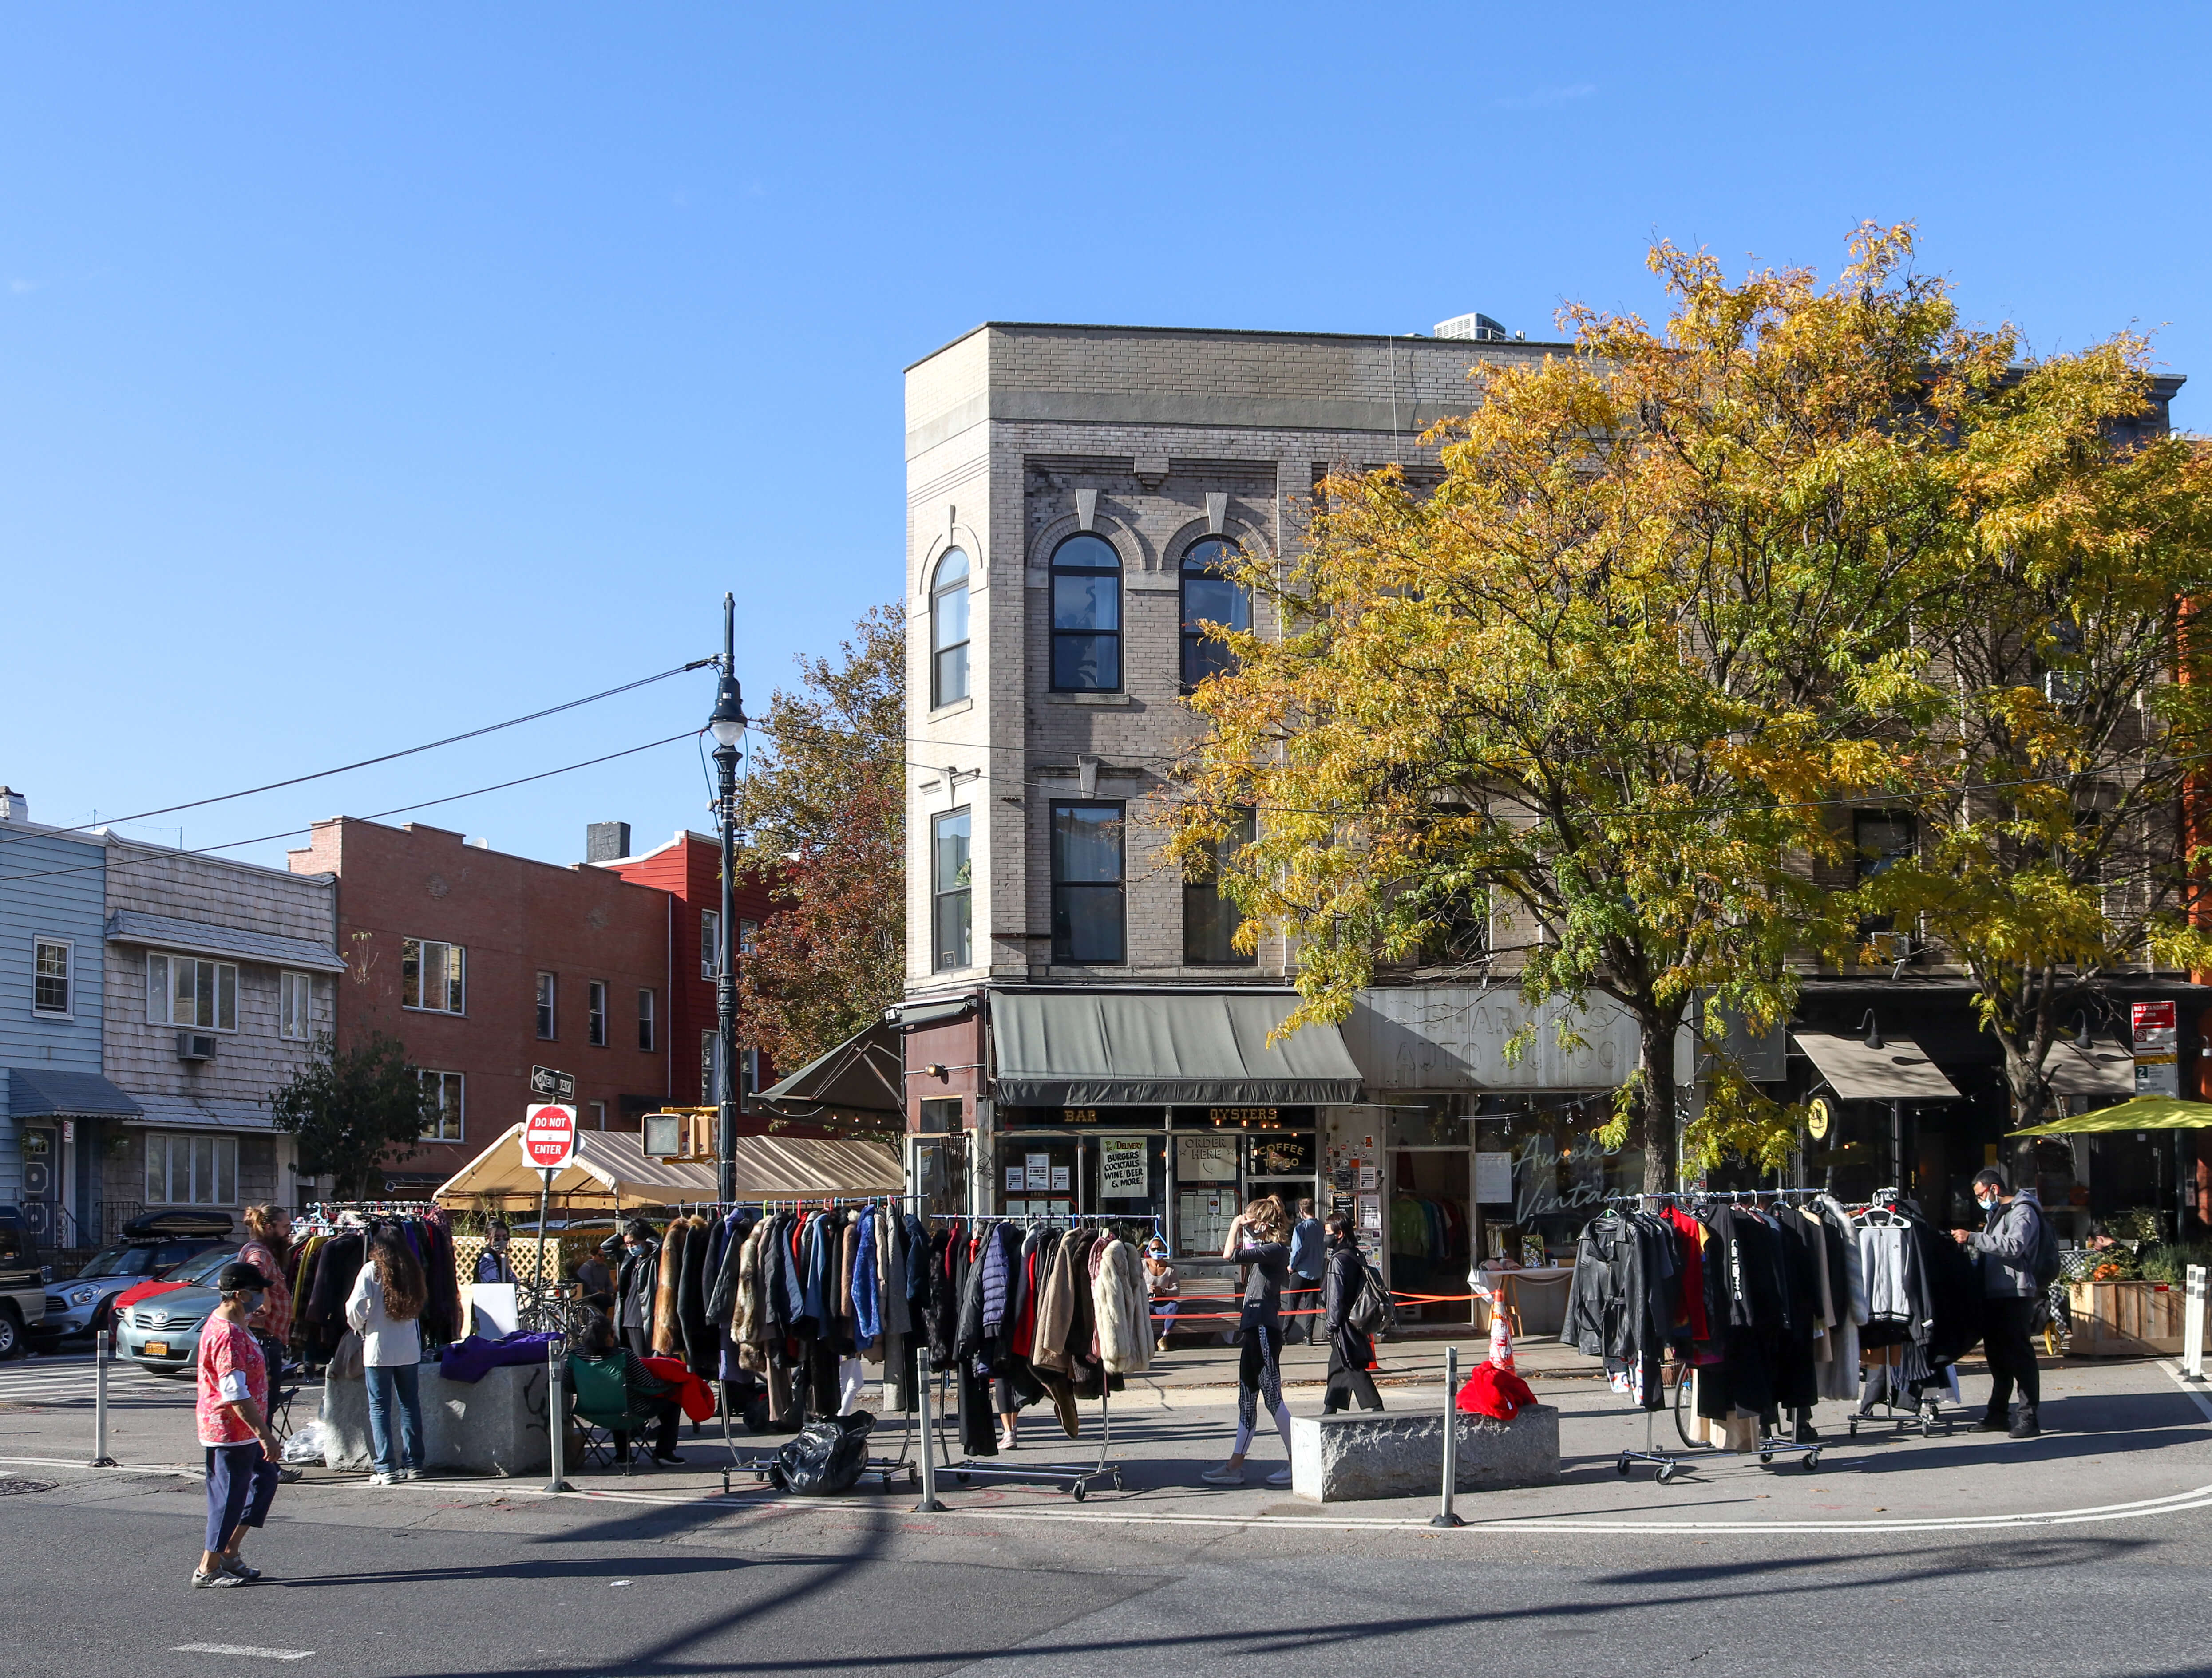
[1806,1098,1831,1142]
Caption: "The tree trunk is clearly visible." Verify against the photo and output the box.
[1639,1021,1678,1196]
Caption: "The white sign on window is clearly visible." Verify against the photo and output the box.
[1100,1138,1148,1197]
[1476,1151,1513,1204]
[1176,1135,1237,1182]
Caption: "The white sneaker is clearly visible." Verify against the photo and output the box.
[368,1472,396,1487]
[1266,1467,1294,1487]
[1200,1465,1245,1486]
[997,1433,1018,1452]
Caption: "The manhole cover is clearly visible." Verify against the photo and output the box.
[0,1478,56,1496]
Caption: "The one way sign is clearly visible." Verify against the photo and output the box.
[530,1065,576,1102]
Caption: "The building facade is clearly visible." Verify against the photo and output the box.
[289,818,675,1192]
[99,838,341,1241]
[596,825,783,1113]
[0,789,125,1253]
[892,321,2211,1326]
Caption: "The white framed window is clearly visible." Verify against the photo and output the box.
[147,952,239,1031]
[32,937,72,1017]
[587,980,609,1047]
[931,548,971,707]
[279,971,313,1041]
[418,1069,464,1142]
[401,938,465,1013]
[535,971,557,1040]
[144,1131,237,1206]
[739,918,758,955]
[637,988,656,1052]
[701,910,721,979]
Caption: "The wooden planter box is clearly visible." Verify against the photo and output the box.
[2067,1278,2200,1356]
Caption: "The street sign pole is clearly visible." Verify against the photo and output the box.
[534,1167,554,1296]
[708,592,746,1208]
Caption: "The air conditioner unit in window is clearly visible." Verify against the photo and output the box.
[1867,931,1922,966]
[176,1031,217,1062]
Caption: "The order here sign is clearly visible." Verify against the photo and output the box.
[522,1103,578,1170]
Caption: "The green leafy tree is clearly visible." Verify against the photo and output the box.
[1174,227,1996,1192]
[266,1030,439,1199]
[1857,343,2212,1127]
[736,604,905,1107]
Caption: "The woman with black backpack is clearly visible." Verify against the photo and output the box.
[1321,1212,1384,1414]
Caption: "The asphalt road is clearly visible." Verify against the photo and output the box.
[8,1460,2212,1678]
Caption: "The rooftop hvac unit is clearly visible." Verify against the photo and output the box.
[176,1032,218,1062]
[1433,312,1509,342]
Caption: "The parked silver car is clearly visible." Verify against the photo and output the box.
[32,1237,231,1345]
[116,1276,225,1374]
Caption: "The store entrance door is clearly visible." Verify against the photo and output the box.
[1385,1147,1472,1325]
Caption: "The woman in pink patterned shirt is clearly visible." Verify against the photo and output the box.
[193,1261,282,1587]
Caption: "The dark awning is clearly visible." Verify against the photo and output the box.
[6,1068,144,1120]
[1791,1029,1960,1103]
[992,990,1365,1108]
[755,1019,905,1117]
[886,997,976,1031]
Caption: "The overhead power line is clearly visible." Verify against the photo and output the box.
[1,657,716,850]
[0,730,702,888]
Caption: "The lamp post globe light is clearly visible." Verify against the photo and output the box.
[708,591,746,1205]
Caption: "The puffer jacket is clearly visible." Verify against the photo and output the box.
[1968,1188,2046,1299]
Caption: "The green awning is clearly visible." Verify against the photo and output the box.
[754,1019,905,1117]
[992,990,1366,1108]
[2010,1094,2212,1135]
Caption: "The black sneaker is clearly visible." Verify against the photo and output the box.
[2009,1409,2042,1439]
[1975,1413,2011,1433]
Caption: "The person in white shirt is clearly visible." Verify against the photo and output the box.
[346,1231,428,1485]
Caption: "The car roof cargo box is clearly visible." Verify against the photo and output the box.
[122,1210,235,1240]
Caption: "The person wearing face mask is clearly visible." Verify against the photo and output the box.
[1953,1168,2048,1438]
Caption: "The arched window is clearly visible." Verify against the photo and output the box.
[1180,537,1250,691]
[1049,533,1121,691]
[930,549,970,707]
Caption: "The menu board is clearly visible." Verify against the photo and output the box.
[1177,1134,1238,1182]
[1178,1190,1236,1256]
[1100,1138,1148,1197]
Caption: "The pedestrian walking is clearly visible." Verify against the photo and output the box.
[1203,1196,1296,1487]
[1320,1212,1384,1414]
[473,1218,517,1284]
[236,1203,294,1349]
[347,1230,428,1485]
[1954,1168,2050,1438]
[193,1261,282,1587]
[1143,1238,1179,1352]
[1285,1198,1325,1345]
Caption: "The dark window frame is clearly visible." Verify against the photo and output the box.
[1179,536,1250,693]
[535,970,557,1040]
[1051,800,1127,965]
[1048,533,1123,693]
[586,979,609,1048]
[1183,807,1257,966]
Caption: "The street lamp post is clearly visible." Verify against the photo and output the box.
[707,592,747,1207]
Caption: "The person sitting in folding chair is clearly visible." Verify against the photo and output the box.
[571,1315,685,1468]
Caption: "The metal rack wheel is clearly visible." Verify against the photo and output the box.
[1804,1450,1822,1473]
[1070,1481,1088,1501]
[1758,1449,1774,1465]
[954,1471,970,1484]
[1616,1455,1632,1477]
[1846,1418,1859,1437]
[1656,1462,1679,1485]
[1112,1469,1124,1490]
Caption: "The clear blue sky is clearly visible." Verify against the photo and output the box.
[5,4,2205,872]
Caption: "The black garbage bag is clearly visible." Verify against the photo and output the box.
[768,1410,875,1495]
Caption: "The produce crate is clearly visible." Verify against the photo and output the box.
[2066,1278,2201,1356]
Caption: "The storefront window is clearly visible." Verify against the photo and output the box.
[1476,1102,1642,1262]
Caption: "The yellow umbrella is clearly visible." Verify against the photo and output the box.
[2009,1093,2212,1136]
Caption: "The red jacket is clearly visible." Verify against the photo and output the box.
[1456,1361,1538,1421]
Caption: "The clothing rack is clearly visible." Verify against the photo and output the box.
[1840,1192,1954,1441]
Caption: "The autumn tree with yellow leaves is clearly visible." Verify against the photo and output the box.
[1173,225,2212,1190]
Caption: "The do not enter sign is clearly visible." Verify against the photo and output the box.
[522,1103,578,1169]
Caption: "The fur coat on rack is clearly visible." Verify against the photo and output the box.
[652,1217,688,1356]
[1091,1236,1152,1375]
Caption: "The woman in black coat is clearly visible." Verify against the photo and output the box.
[1321,1213,1383,1414]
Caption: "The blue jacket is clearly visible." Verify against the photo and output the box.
[851,1210,881,1350]
[1289,1216,1326,1282]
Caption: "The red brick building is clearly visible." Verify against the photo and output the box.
[596,828,783,1109]
[287,818,675,1190]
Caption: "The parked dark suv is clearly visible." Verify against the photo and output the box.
[0,1207,48,1358]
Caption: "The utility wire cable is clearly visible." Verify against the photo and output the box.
[3,658,716,849]
[0,730,702,888]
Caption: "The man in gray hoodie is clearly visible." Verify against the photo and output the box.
[1954,1169,2047,1438]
